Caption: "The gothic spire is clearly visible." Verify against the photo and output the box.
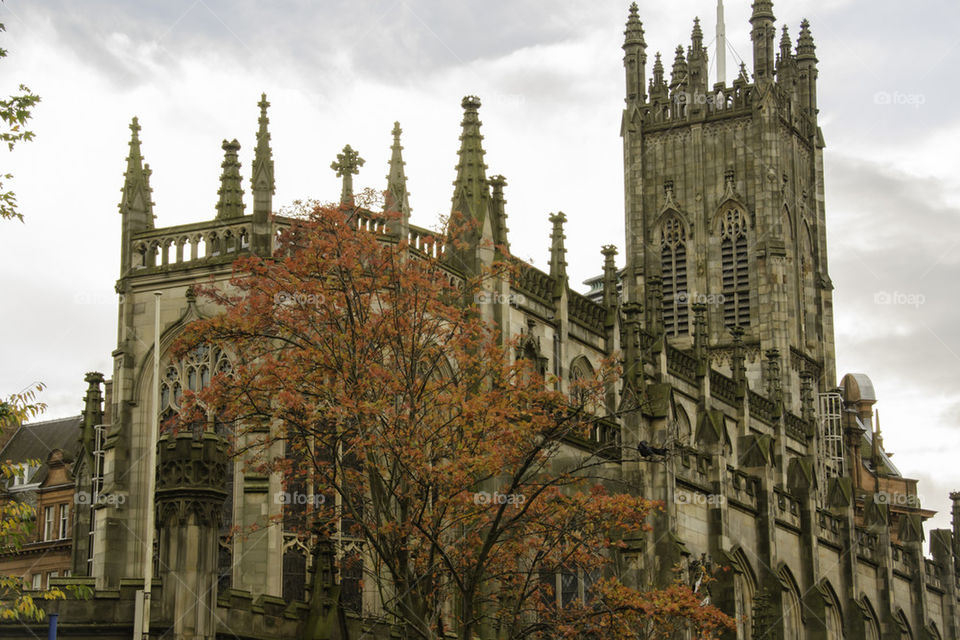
[691,17,703,51]
[779,24,792,61]
[216,139,245,220]
[451,95,491,222]
[548,212,567,298]
[251,93,275,220]
[670,45,688,89]
[331,144,364,206]
[488,175,510,254]
[649,51,667,100]
[750,0,776,84]
[622,2,648,104]
[796,19,817,61]
[385,122,410,219]
[445,96,493,276]
[796,20,819,116]
[119,117,154,229]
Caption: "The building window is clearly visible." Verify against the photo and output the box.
[44,506,55,541]
[159,344,232,432]
[719,208,750,328]
[733,571,754,640]
[47,571,58,588]
[10,463,36,487]
[31,574,42,590]
[825,602,843,640]
[539,566,599,608]
[659,215,688,336]
[781,581,803,640]
[59,503,70,539]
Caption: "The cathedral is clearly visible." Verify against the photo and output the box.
[4,2,960,639]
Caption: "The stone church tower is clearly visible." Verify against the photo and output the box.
[621,0,835,411]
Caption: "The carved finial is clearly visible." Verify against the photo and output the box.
[671,45,688,88]
[385,121,411,224]
[602,245,619,326]
[647,275,664,339]
[216,139,245,219]
[800,370,815,424]
[779,25,792,59]
[796,19,816,61]
[624,2,645,48]
[692,17,703,49]
[452,96,490,221]
[549,212,568,298]
[119,116,155,228]
[331,144,364,205]
[252,93,275,218]
[731,326,747,397]
[485,175,510,254]
[764,348,783,416]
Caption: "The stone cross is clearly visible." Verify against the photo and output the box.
[331,144,364,205]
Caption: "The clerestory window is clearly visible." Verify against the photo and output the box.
[719,208,750,329]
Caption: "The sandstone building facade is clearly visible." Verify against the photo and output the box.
[4,2,959,639]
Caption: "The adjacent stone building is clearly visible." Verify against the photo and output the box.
[4,2,959,639]
[0,416,81,590]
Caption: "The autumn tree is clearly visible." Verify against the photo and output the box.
[178,201,734,640]
[0,18,40,222]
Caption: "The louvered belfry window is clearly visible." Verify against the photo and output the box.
[660,215,688,336]
[720,208,750,328]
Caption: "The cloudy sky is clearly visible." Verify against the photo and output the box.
[0,0,958,533]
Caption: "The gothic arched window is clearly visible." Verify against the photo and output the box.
[568,356,595,409]
[896,610,913,640]
[159,344,232,432]
[659,214,688,336]
[675,404,692,445]
[822,585,844,640]
[779,568,803,640]
[719,208,750,329]
[731,553,755,640]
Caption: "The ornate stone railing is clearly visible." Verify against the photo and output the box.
[644,83,754,126]
[666,344,697,384]
[407,224,443,259]
[748,390,778,426]
[891,545,915,576]
[726,467,759,511]
[784,412,809,442]
[856,528,880,564]
[564,415,620,461]
[132,217,254,272]
[512,261,555,306]
[774,489,802,530]
[816,511,843,547]
[568,291,605,334]
[710,369,738,407]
